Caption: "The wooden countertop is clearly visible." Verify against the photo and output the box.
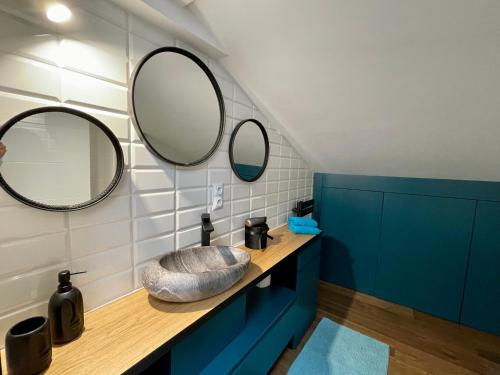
[1,226,315,375]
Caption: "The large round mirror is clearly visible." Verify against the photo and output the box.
[0,107,124,211]
[229,119,269,182]
[130,47,225,166]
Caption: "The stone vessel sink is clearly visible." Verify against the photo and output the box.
[142,246,251,302]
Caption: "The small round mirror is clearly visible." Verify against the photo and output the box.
[0,107,124,211]
[130,47,225,166]
[230,119,269,182]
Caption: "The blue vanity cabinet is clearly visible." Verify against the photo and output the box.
[375,193,476,322]
[170,294,246,375]
[460,201,500,336]
[167,236,321,375]
[200,286,296,375]
[293,236,321,347]
[232,305,296,375]
[293,258,320,347]
[319,188,384,294]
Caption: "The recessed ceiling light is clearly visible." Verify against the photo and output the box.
[46,3,72,23]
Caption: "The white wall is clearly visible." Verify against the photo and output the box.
[0,1,313,347]
[194,0,500,181]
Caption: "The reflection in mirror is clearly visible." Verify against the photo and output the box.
[230,119,269,182]
[0,107,124,211]
[131,47,225,166]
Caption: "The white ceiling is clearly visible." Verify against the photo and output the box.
[112,0,226,56]
[192,0,500,181]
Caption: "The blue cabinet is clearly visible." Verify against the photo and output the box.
[164,237,321,375]
[201,286,296,375]
[460,201,500,336]
[319,188,383,294]
[233,306,296,375]
[375,193,475,322]
[297,236,321,272]
[171,294,246,375]
[314,173,500,334]
[293,257,320,347]
[293,237,321,347]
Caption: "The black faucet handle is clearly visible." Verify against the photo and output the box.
[201,213,214,232]
[201,213,214,246]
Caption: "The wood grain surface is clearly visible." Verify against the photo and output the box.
[271,282,500,375]
[1,226,314,375]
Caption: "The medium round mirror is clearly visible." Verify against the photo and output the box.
[0,107,124,211]
[230,119,269,182]
[130,47,225,166]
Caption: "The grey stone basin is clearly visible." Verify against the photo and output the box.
[142,246,251,302]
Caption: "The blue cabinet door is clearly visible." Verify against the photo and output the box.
[293,257,320,347]
[233,307,296,375]
[461,201,500,336]
[171,294,246,375]
[297,236,321,272]
[375,193,475,322]
[319,188,383,294]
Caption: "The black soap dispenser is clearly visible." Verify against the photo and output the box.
[48,270,85,344]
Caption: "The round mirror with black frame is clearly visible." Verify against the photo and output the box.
[229,119,269,182]
[129,47,225,166]
[0,106,124,211]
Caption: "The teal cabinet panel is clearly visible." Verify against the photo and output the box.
[321,173,500,201]
[293,257,320,347]
[297,236,321,271]
[461,201,500,336]
[233,306,295,375]
[314,173,498,335]
[319,188,384,294]
[375,193,475,322]
[171,294,246,375]
[313,173,324,221]
[200,286,296,374]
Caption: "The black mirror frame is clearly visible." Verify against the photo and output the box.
[129,46,226,167]
[229,119,270,182]
[0,106,124,212]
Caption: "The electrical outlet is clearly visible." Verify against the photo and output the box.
[211,183,224,211]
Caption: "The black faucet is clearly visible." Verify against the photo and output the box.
[201,213,214,246]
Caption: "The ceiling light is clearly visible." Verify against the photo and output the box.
[46,3,72,23]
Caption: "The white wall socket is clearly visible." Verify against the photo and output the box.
[211,183,224,211]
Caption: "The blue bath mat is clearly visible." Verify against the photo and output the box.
[288,318,389,375]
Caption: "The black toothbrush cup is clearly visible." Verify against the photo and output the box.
[5,316,52,375]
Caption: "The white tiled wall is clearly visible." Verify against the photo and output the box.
[0,1,313,347]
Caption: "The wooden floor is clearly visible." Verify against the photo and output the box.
[271,281,500,375]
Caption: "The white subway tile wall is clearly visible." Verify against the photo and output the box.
[0,1,313,346]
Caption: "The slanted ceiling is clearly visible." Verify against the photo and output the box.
[192,0,500,181]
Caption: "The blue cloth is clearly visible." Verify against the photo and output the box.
[288,223,321,235]
[288,216,319,227]
[289,317,389,375]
